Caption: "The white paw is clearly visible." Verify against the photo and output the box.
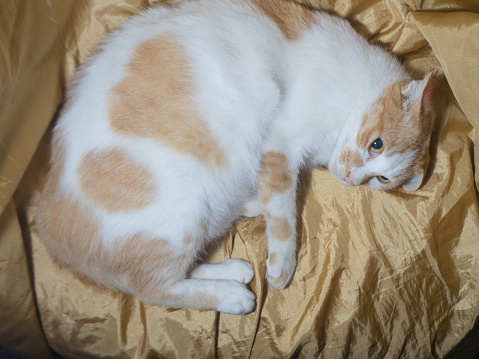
[189,259,255,283]
[266,253,296,289]
[216,281,256,315]
[221,259,255,284]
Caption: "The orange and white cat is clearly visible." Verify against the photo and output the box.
[36,0,436,314]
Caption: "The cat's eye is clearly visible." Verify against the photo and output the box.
[378,176,390,183]
[370,138,383,153]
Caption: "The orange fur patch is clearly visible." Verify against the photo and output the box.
[109,33,226,168]
[339,148,363,168]
[37,177,219,308]
[117,234,176,293]
[268,216,292,242]
[259,151,293,205]
[36,146,100,268]
[78,148,156,212]
[269,252,277,265]
[250,0,315,40]
[36,141,217,308]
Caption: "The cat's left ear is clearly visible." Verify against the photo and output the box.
[401,71,438,113]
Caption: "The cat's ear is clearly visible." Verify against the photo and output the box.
[402,151,430,191]
[402,172,424,191]
[401,71,438,113]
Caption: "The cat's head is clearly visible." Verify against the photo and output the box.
[329,71,437,191]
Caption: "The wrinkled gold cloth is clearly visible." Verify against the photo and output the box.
[1,0,478,358]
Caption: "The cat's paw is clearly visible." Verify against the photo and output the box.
[189,259,254,284]
[220,259,255,284]
[265,253,297,289]
[215,281,256,315]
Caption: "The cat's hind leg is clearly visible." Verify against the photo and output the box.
[137,278,255,315]
[116,236,256,314]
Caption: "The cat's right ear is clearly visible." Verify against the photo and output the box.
[401,71,437,113]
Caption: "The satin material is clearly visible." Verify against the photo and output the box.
[1,0,478,358]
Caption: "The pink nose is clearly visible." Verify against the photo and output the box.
[344,172,355,186]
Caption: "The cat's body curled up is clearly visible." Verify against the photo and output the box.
[36,0,436,314]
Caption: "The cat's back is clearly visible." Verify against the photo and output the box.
[58,0,285,183]
[37,0,287,266]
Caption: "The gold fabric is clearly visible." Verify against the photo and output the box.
[1,0,478,358]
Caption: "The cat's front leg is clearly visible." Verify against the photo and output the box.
[242,190,262,218]
[258,151,298,289]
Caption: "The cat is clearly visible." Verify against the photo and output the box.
[36,0,436,315]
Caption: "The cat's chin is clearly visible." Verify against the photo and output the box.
[330,171,353,187]
[341,180,354,187]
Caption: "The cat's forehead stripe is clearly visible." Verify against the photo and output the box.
[355,87,395,149]
[108,34,227,168]
[356,82,426,154]
[78,148,156,212]
[250,0,315,41]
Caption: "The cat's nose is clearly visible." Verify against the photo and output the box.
[344,172,355,186]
